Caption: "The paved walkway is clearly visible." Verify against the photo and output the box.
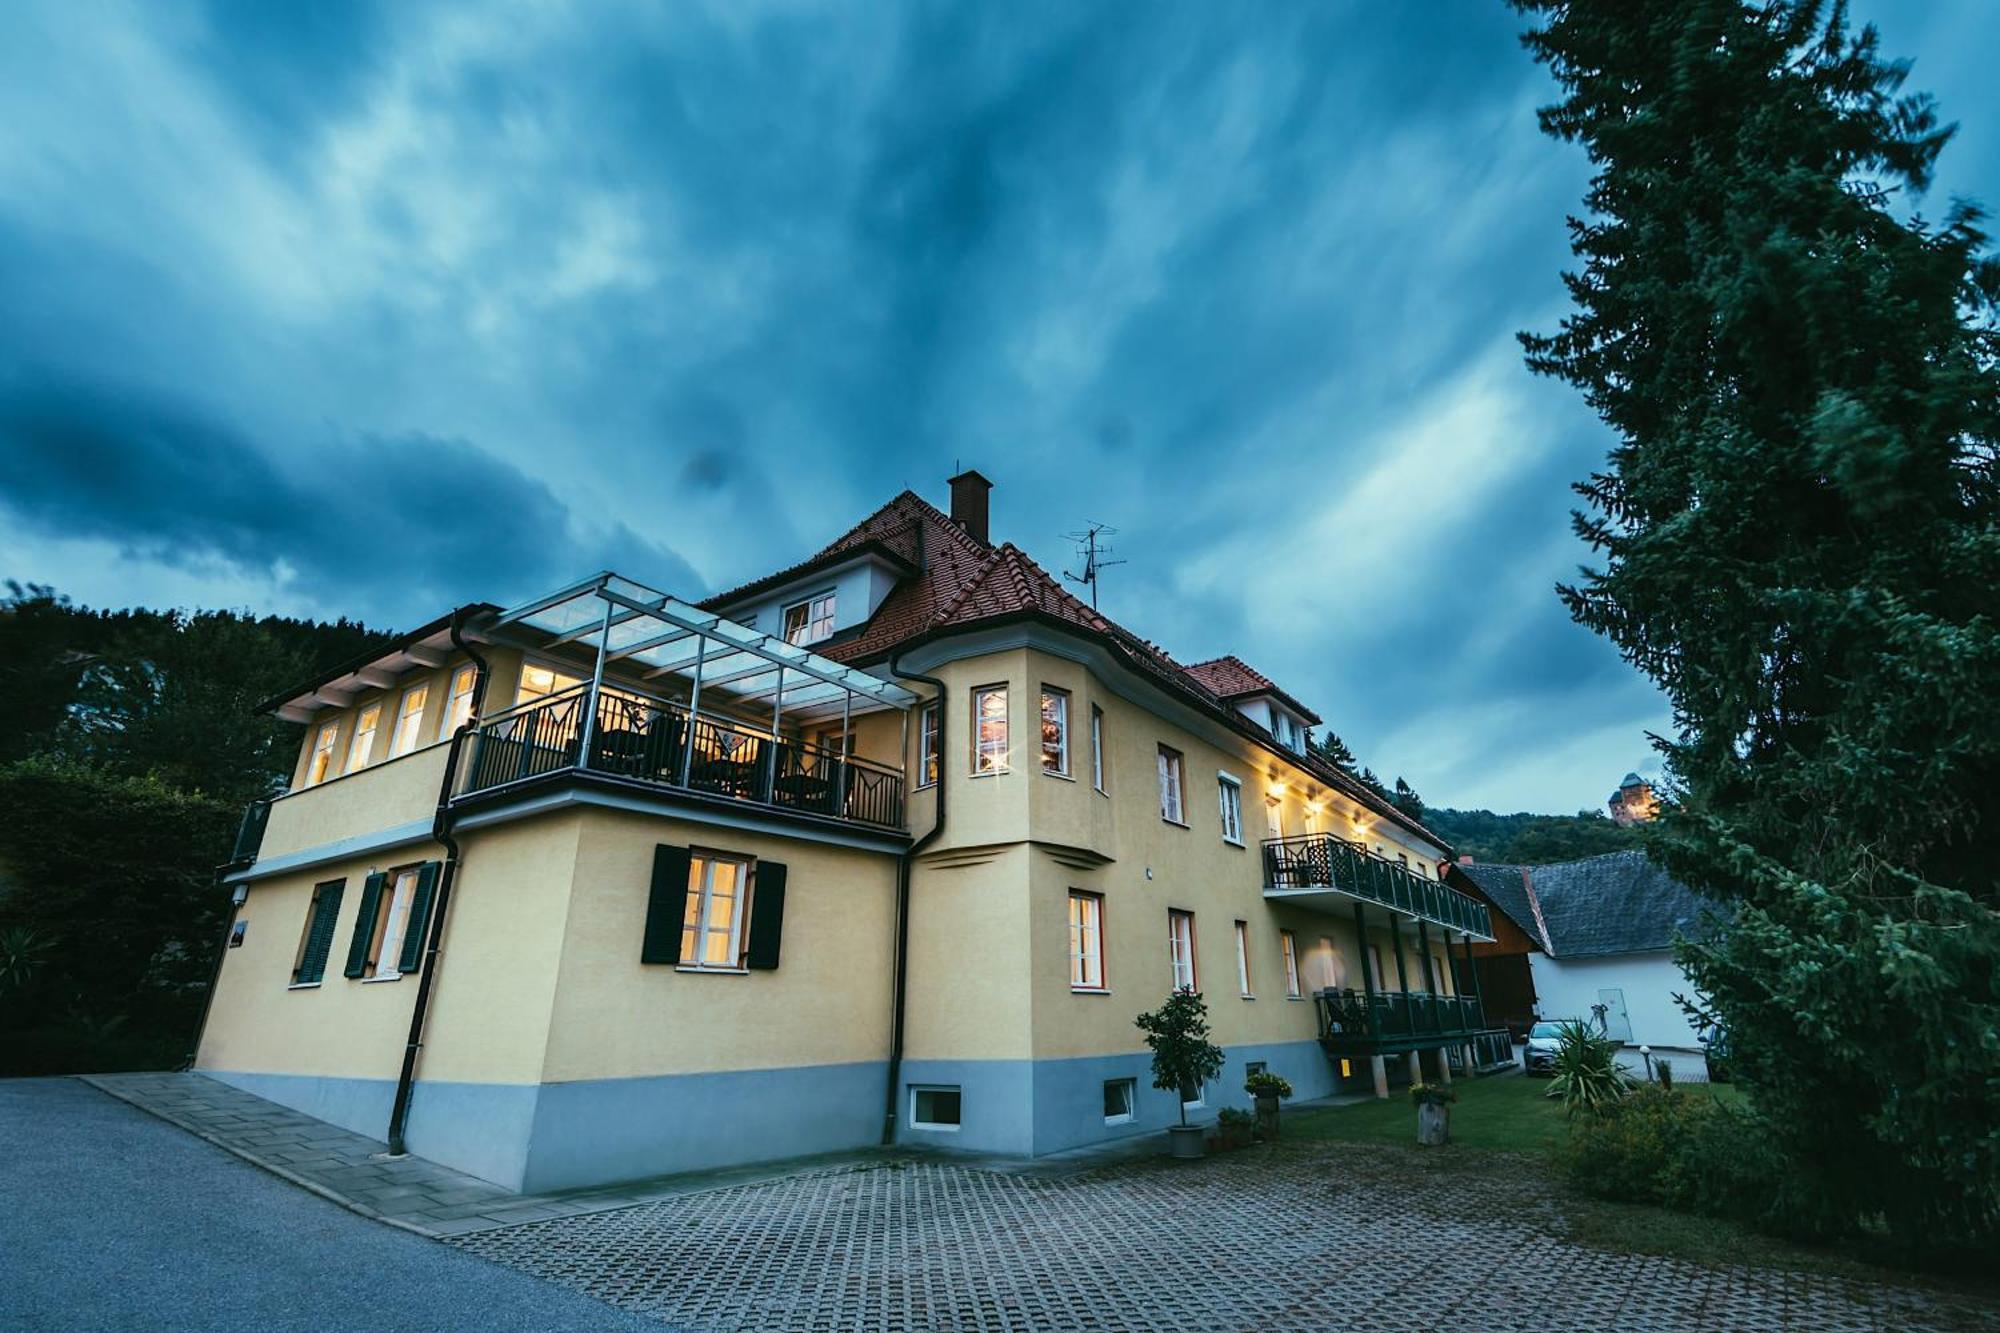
[0,1078,655,1331]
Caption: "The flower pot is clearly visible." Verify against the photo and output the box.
[1167,1124,1207,1159]
[1254,1092,1281,1142]
[1416,1101,1450,1147]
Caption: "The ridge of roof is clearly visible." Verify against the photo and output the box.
[1180,654,1324,725]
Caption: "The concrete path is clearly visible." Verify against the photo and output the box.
[0,1078,657,1332]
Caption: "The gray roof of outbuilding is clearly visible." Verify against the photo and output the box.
[1460,850,1724,959]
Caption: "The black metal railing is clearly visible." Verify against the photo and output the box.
[1263,834,1492,937]
[457,684,906,830]
[229,797,273,865]
[1315,987,1488,1042]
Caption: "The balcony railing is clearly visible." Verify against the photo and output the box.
[1263,833,1492,937]
[229,797,272,866]
[1315,988,1486,1042]
[456,684,906,831]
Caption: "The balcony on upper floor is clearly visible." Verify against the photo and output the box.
[1262,833,1494,940]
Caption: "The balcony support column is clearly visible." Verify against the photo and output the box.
[1434,1046,1452,1084]
[1352,901,1378,1039]
[1369,1054,1388,1099]
[761,666,785,803]
[577,596,616,771]
[678,633,705,786]
[1406,1051,1422,1085]
[835,689,853,814]
[1415,919,1439,1032]
[1461,931,1485,1026]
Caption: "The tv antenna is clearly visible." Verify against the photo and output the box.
[1062,522,1126,610]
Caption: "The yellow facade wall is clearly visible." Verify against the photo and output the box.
[261,745,451,861]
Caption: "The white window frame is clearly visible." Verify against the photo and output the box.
[1234,920,1252,997]
[782,590,838,646]
[909,1084,962,1131]
[916,703,939,789]
[438,664,477,740]
[1039,686,1070,776]
[1103,1077,1136,1125]
[1090,704,1105,793]
[516,661,583,706]
[680,851,755,972]
[1168,909,1196,992]
[1157,745,1185,825]
[345,704,382,772]
[971,685,1009,775]
[388,685,429,758]
[306,722,340,786]
[1281,930,1302,999]
[369,866,421,982]
[1180,1075,1205,1110]
[1069,890,1105,991]
[1217,773,1244,845]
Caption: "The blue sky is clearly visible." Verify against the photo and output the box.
[1,1,1994,813]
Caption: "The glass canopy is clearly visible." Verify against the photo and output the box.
[492,572,920,722]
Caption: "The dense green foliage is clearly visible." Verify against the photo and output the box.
[1516,0,2000,1251]
[1544,1020,1633,1117]
[0,585,385,1072]
[1134,989,1226,1127]
[1421,806,1642,862]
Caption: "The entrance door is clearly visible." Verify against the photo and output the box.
[1596,987,1632,1042]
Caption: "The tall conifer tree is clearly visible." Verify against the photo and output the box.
[1515,0,1999,1247]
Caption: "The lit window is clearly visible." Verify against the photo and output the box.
[1281,930,1301,998]
[517,663,582,705]
[1103,1078,1136,1124]
[680,852,753,970]
[1069,891,1105,990]
[1040,687,1069,775]
[782,592,837,646]
[1090,705,1105,792]
[1234,920,1252,996]
[345,704,382,772]
[306,722,340,786]
[917,703,939,788]
[1168,909,1196,992]
[369,866,422,980]
[911,1085,961,1130]
[1157,745,1185,824]
[972,685,1008,774]
[389,685,428,757]
[1218,774,1243,844]
[438,664,477,740]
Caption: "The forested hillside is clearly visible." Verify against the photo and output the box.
[1420,806,1642,864]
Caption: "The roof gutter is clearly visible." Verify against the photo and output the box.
[880,650,945,1146]
[386,609,491,1157]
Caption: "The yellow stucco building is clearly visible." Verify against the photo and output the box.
[199,471,1505,1192]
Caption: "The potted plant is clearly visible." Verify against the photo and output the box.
[1244,1071,1293,1141]
[1215,1107,1255,1150]
[1135,989,1226,1159]
[1410,1082,1457,1146]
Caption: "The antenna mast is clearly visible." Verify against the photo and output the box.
[1062,522,1126,610]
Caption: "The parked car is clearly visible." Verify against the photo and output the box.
[1700,1026,1733,1083]
[1523,1020,1570,1076]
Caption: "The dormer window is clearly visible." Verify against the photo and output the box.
[782,592,837,646]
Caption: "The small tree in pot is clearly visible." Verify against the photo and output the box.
[1244,1071,1293,1141]
[1135,989,1225,1159]
[1410,1082,1457,1146]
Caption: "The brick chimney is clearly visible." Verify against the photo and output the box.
[948,469,992,545]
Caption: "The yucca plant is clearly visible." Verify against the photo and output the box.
[1545,1019,1631,1117]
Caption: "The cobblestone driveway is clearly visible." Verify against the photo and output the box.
[458,1150,1997,1332]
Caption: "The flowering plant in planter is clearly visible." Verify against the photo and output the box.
[1409,1082,1458,1108]
[1410,1081,1456,1146]
[1243,1072,1294,1100]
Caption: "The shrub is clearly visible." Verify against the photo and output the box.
[1654,1056,1674,1090]
[1546,1019,1632,1116]
[1134,990,1225,1128]
[1216,1107,1256,1149]
[1409,1082,1457,1107]
[1244,1072,1293,1099]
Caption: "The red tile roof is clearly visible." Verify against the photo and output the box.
[1181,655,1323,724]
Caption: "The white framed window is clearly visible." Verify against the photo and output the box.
[1245,1061,1267,1079]
[438,664,477,740]
[1040,687,1069,775]
[1157,745,1185,824]
[1168,909,1196,992]
[369,866,422,981]
[388,685,429,758]
[1090,705,1105,792]
[1180,1075,1205,1109]
[916,703,940,789]
[1103,1078,1136,1125]
[1266,796,1284,841]
[1217,774,1244,845]
[680,851,754,970]
[1234,920,1252,997]
[306,722,340,786]
[910,1085,961,1130]
[1281,930,1301,998]
[972,685,1008,775]
[1069,891,1105,991]
[782,591,837,646]
[345,704,382,772]
[517,662,583,705]
[1396,852,1410,869]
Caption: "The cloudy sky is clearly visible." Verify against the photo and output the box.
[2,2,1994,814]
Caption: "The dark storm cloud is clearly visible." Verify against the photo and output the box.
[0,0,1991,808]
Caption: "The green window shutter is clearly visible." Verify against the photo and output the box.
[745,860,787,970]
[641,845,691,965]
[397,861,442,975]
[296,880,346,984]
[344,871,387,978]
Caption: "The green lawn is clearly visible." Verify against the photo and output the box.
[1285,1070,1741,1156]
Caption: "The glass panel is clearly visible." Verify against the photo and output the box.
[390,686,428,757]
[703,859,740,965]
[346,705,381,771]
[1039,690,1067,774]
[974,687,1008,773]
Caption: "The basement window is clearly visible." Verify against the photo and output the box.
[1103,1078,1136,1125]
[910,1085,962,1131]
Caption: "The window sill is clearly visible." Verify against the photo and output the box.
[286,982,322,991]
[1094,785,1109,798]
[1285,994,1306,1001]
[1071,986,1112,996]
[1042,769,1075,782]
[968,769,1010,779]
[914,780,938,792]
[676,965,749,976]
[1222,837,1245,849]
[910,1123,961,1133]
[1161,817,1190,830]
[1239,993,1255,1001]
[363,974,403,984]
